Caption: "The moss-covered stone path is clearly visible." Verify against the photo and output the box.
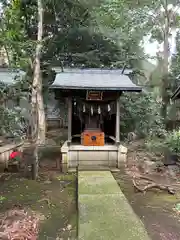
[78,171,151,240]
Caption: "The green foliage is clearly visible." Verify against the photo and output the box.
[175,203,180,213]
[170,31,180,92]
[145,137,165,154]
[0,196,6,203]
[121,91,166,138]
[0,0,147,140]
[33,0,124,68]
[165,129,180,153]
[92,0,146,68]
[0,72,29,138]
[0,0,33,68]
[0,0,37,138]
[146,129,180,155]
[2,0,178,141]
[0,106,27,137]
[0,0,148,70]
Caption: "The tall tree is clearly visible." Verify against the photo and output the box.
[92,0,145,68]
[0,0,46,145]
[31,0,44,179]
[170,31,180,91]
[0,0,29,138]
[35,0,45,145]
[132,0,180,120]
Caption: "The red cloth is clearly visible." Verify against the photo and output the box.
[9,151,21,159]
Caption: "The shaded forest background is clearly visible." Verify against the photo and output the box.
[1,0,180,147]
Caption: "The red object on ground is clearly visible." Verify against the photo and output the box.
[9,151,21,159]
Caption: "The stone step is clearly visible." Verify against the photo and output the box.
[68,167,120,172]
[78,166,111,171]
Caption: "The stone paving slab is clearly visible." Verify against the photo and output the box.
[78,171,120,195]
[78,171,150,240]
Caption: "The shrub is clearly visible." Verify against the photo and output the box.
[165,129,180,154]
[145,137,165,154]
[0,106,27,138]
[121,91,166,138]
[145,129,180,156]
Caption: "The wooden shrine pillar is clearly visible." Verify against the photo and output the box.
[67,95,72,145]
[115,96,120,145]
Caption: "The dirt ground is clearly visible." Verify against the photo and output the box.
[114,140,180,240]
[0,170,77,239]
[0,128,77,239]
[2,129,180,239]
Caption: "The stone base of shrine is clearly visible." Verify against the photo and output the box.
[61,141,127,172]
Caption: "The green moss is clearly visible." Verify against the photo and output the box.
[38,146,60,160]
[56,173,76,181]
[56,173,76,197]
[78,171,150,240]
[79,171,121,195]
[150,193,179,204]
[0,173,77,239]
[79,195,150,240]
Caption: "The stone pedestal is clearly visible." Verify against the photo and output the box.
[118,145,128,168]
[61,141,68,173]
[61,141,128,171]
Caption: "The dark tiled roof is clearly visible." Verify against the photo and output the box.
[52,67,133,75]
[50,68,142,91]
[172,86,180,100]
[0,68,25,85]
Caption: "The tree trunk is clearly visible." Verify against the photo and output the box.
[31,84,38,180]
[36,0,46,145]
[161,35,169,121]
[30,0,44,179]
[161,2,170,123]
[37,77,46,145]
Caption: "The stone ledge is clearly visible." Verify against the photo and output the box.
[0,142,23,154]
[0,142,23,168]
[61,140,69,153]
[119,145,128,154]
[69,145,118,151]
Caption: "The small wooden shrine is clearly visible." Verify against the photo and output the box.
[50,68,142,171]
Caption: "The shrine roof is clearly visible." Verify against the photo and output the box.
[0,68,25,85]
[50,68,142,91]
[172,85,180,100]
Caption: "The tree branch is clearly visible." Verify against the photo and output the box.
[133,177,175,195]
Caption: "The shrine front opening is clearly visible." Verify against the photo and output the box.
[50,68,142,171]
[69,90,120,145]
